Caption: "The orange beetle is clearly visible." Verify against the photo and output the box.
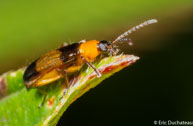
[23,19,157,89]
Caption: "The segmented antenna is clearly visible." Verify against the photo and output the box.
[111,19,158,45]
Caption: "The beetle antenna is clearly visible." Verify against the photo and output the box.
[111,19,158,46]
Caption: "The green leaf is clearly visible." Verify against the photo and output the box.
[0,55,139,126]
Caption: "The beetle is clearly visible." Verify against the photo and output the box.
[23,19,157,90]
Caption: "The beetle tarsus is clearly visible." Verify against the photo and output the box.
[37,88,47,108]
[38,95,47,108]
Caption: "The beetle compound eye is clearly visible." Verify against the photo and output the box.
[98,40,111,52]
[99,43,107,51]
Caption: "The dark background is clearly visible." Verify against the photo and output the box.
[0,0,193,126]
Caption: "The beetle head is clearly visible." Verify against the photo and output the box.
[98,40,119,56]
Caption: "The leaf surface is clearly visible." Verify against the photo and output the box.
[0,55,139,126]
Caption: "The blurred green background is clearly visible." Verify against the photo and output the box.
[0,0,193,126]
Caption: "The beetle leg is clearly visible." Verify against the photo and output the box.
[81,56,101,78]
[64,73,69,88]
[37,88,47,108]
[56,69,69,89]
[56,69,69,100]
